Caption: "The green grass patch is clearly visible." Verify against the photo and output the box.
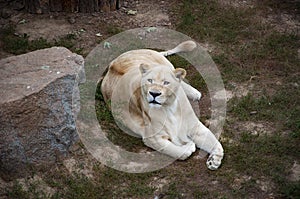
[229,94,272,121]
[229,83,300,133]
[106,25,123,35]
[223,131,300,198]
[7,182,31,199]
[7,181,52,199]
[175,0,299,82]
[0,25,78,55]
[280,181,300,199]
[58,168,157,198]
[236,32,299,75]
[54,33,77,50]
[176,0,255,44]
[7,168,159,198]
[175,0,257,82]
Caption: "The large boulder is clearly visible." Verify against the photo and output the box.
[0,47,85,181]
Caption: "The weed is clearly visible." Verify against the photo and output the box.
[29,38,52,51]
[223,131,300,197]
[229,83,300,134]
[280,181,300,199]
[7,182,30,199]
[7,180,51,199]
[0,26,79,55]
[165,182,182,198]
[0,25,30,54]
[54,33,76,49]
[106,25,123,35]
[175,0,299,83]
[177,0,254,44]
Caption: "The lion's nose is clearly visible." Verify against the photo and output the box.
[149,91,161,98]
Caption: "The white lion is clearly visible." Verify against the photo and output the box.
[101,41,224,170]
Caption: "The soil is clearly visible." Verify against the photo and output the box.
[0,0,175,59]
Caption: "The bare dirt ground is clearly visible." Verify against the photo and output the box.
[0,0,175,58]
[0,0,299,198]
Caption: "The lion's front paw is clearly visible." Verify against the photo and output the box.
[206,154,223,170]
[188,88,202,101]
[179,142,196,160]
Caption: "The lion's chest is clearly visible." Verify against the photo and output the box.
[147,106,190,146]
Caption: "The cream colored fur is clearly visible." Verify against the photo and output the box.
[101,41,224,170]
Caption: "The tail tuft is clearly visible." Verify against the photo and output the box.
[160,40,197,56]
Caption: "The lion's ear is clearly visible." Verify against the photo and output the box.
[174,68,186,80]
[139,64,151,74]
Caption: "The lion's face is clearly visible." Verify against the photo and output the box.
[139,64,186,107]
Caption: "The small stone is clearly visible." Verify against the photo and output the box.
[18,19,26,24]
[123,1,129,7]
[40,65,50,70]
[289,161,300,182]
[68,17,76,24]
[36,8,42,14]
[127,10,137,15]
[292,82,299,88]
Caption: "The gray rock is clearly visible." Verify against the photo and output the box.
[68,17,76,24]
[0,47,85,181]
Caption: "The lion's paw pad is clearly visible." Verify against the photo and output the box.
[206,154,222,170]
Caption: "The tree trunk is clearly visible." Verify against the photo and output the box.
[79,0,98,13]
[23,0,121,13]
[116,0,122,10]
[99,0,122,12]
[49,0,63,12]
[24,0,42,14]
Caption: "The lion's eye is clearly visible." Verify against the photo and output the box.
[163,81,170,85]
[147,79,153,83]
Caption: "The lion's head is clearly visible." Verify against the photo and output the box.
[139,64,186,107]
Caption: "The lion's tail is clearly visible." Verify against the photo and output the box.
[160,40,197,56]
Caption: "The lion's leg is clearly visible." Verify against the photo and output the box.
[143,136,196,160]
[188,123,224,170]
[181,81,202,101]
